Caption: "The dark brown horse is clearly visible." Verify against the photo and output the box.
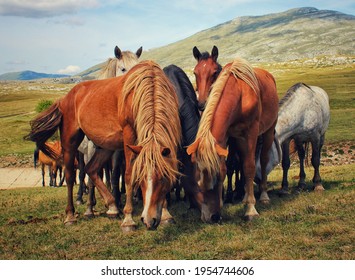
[187,57,279,222]
[25,61,181,231]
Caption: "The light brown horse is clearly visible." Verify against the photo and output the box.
[25,61,181,231]
[187,57,279,222]
[34,140,64,187]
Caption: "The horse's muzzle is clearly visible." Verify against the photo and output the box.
[141,217,159,230]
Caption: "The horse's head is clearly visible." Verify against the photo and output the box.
[187,138,228,223]
[114,46,143,76]
[192,45,221,111]
[128,145,177,230]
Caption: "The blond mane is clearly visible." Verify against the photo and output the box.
[122,60,181,186]
[193,57,259,177]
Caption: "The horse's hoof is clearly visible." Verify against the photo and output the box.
[121,225,136,233]
[278,189,289,196]
[161,218,176,226]
[76,200,84,205]
[64,218,77,226]
[106,213,119,219]
[314,185,325,192]
[260,199,270,205]
[243,214,258,222]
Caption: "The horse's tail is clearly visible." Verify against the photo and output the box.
[289,140,310,166]
[304,142,310,167]
[33,148,39,169]
[24,101,62,160]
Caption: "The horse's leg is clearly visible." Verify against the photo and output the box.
[258,128,275,204]
[52,163,57,187]
[161,198,176,225]
[280,140,291,194]
[58,166,64,186]
[104,160,112,191]
[84,179,96,217]
[41,164,45,187]
[63,149,79,225]
[312,135,325,191]
[235,153,245,201]
[297,141,307,190]
[85,148,118,217]
[241,130,259,220]
[111,150,122,209]
[121,128,138,232]
[76,152,86,204]
[225,152,234,204]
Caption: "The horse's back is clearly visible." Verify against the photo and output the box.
[277,83,330,141]
[163,64,200,146]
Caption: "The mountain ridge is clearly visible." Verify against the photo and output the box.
[1,7,354,80]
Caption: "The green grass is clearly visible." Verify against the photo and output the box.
[0,164,354,259]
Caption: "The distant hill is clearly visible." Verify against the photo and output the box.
[0,70,70,81]
[139,7,355,70]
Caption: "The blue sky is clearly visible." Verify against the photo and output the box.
[0,0,354,75]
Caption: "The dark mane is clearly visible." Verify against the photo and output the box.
[279,82,312,107]
[163,64,200,146]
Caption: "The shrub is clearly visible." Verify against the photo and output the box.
[35,99,53,113]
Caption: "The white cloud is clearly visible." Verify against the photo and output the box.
[0,0,99,18]
[58,65,81,74]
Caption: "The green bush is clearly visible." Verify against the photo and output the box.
[35,99,53,113]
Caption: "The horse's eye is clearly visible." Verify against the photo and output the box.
[121,68,126,72]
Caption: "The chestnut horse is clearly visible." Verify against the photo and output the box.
[34,140,64,187]
[192,45,222,111]
[25,61,181,231]
[187,57,279,222]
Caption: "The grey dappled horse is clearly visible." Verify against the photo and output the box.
[256,83,330,193]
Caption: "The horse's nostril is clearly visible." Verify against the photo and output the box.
[151,218,158,230]
[211,213,221,223]
[141,217,144,224]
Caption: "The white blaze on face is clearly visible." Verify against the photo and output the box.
[142,170,153,219]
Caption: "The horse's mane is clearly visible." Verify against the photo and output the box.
[99,51,139,79]
[279,82,311,108]
[163,64,200,146]
[194,57,259,177]
[122,61,181,186]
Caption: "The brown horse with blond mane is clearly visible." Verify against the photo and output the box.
[187,57,278,222]
[25,60,181,231]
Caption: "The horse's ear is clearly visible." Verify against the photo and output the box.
[186,138,200,155]
[127,145,143,155]
[211,45,218,62]
[193,46,201,61]
[215,143,228,157]
[161,147,171,157]
[114,46,122,59]
[136,46,143,58]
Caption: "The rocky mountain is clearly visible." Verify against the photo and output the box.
[140,7,355,70]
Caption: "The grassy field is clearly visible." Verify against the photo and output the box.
[0,164,354,259]
[0,63,354,260]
